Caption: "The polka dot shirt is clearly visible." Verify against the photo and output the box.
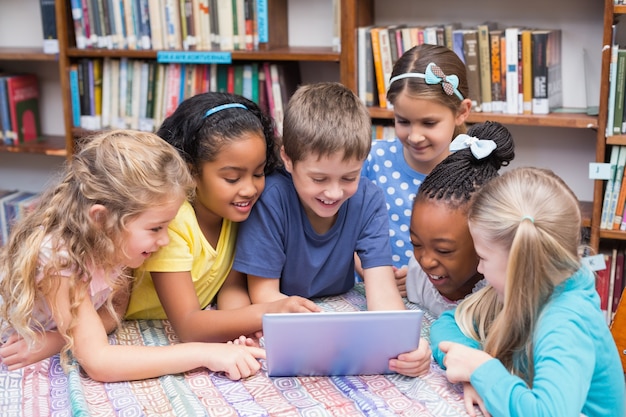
[362,138,426,268]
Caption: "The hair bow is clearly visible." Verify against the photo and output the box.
[449,134,496,159]
[424,63,464,100]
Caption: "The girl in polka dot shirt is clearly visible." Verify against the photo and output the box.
[362,44,472,294]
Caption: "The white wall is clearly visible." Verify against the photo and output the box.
[0,0,604,201]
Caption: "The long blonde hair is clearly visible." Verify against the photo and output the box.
[457,167,581,385]
[0,130,194,368]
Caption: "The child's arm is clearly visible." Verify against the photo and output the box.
[430,309,480,367]
[0,288,130,370]
[216,269,253,310]
[49,275,266,382]
[362,265,406,310]
[151,270,318,343]
[247,274,286,304]
[0,331,65,370]
[98,287,130,334]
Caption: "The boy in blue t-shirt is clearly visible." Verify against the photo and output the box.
[234,82,431,377]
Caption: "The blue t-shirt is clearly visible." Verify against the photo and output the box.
[233,169,393,298]
[362,138,426,268]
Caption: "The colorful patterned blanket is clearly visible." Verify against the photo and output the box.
[0,285,477,416]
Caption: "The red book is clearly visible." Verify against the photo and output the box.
[595,254,610,316]
[5,74,41,144]
[612,249,625,316]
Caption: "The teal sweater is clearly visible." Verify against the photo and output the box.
[430,267,625,417]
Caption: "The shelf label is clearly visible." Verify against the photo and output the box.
[156,51,232,64]
[581,254,607,272]
[589,162,613,180]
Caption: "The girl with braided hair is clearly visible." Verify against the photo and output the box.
[0,130,266,381]
[406,121,514,318]
[361,44,473,294]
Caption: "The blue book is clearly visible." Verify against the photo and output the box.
[69,66,81,127]
[0,76,13,145]
[256,0,268,43]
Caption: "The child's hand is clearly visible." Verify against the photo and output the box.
[439,341,492,383]
[388,336,432,377]
[267,296,321,314]
[229,335,261,348]
[0,334,29,370]
[393,266,408,297]
[462,382,490,417]
[205,343,266,380]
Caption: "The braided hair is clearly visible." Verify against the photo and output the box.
[415,121,515,210]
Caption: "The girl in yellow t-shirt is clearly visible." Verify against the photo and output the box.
[126,92,319,343]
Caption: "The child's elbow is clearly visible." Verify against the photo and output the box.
[78,357,122,382]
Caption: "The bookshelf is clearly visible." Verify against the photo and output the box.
[594,1,626,252]
[0,0,605,237]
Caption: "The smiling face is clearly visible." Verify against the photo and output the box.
[469,222,509,298]
[410,199,483,301]
[121,197,184,269]
[282,148,362,234]
[393,92,467,175]
[193,132,267,224]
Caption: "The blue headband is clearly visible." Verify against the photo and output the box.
[204,103,248,118]
[388,62,464,100]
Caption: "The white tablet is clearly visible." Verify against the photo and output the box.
[262,309,423,377]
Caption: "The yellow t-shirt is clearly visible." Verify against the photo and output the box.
[125,200,237,319]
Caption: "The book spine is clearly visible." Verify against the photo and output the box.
[490,30,504,113]
[602,145,621,229]
[6,75,41,143]
[0,77,13,145]
[378,28,393,109]
[477,24,492,113]
[462,29,481,112]
[531,31,550,115]
[370,28,387,109]
[521,29,532,114]
[70,0,88,49]
[39,0,59,53]
[504,27,519,115]
[608,146,626,230]
[614,50,626,135]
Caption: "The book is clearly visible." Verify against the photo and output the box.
[608,248,619,323]
[489,29,505,113]
[5,74,41,144]
[607,145,626,230]
[462,29,481,112]
[217,0,234,50]
[0,76,14,145]
[378,27,394,109]
[613,155,626,230]
[370,27,387,109]
[357,26,374,106]
[504,27,519,115]
[613,248,625,318]
[601,145,621,229]
[0,191,35,246]
[614,49,626,135]
[596,253,611,321]
[39,0,59,54]
[520,29,533,114]
[269,63,285,135]
[70,0,88,49]
[531,29,562,115]
[476,22,496,113]
[451,29,466,63]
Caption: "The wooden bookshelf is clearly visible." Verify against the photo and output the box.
[370,107,598,130]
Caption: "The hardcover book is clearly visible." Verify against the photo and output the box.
[5,74,41,144]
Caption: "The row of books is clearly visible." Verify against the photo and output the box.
[599,145,626,231]
[0,73,42,146]
[357,23,562,116]
[595,246,626,325]
[70,58,300,135]
[70,0,268,51]
[0,189,41,247]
